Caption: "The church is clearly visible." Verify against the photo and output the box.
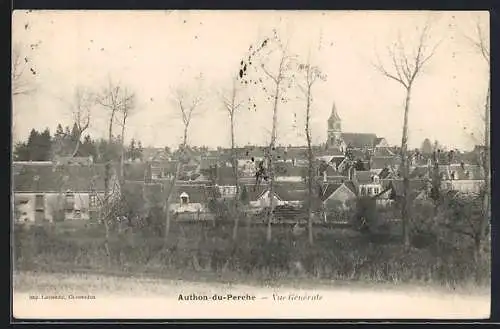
[326,102,389,151]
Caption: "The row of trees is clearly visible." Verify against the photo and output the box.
[371,17,490,255]
[159,19,490,255]
[13,124,144,163]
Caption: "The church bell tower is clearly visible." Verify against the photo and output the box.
[327,102,342,149]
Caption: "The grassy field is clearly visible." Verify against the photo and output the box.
[12,219,491,290]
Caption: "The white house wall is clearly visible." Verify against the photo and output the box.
[441,180,484,194]
[275,176,303,182]
[14,192,102,223]
[250,191,285,208]
[170,202,205,213]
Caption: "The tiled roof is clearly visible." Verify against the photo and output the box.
[142,147,170,161]
[150,160,177,175]
[320,183,343,201]
[370,156,398,170]
[170,184,210,204]
[343,181,357,194]
[122,181,165,207]
[199,156,220,170]
[53,156,93,166]
[123,162,149,181]
[13,163,108,193]
[410,166,430,179]
[374,138,386,146]
[354,170,375,184]
[447,164,484,180]
[388,179,429,198]
[316,148,345,157]
[216,166,238,185]
[378,167,395,179]
[275,162,307,177]
[242,182,308,202]
[342,133,378,149]
[348,149,369,160]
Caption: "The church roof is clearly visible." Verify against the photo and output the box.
[328,102,341,122]
[342,133,379,149]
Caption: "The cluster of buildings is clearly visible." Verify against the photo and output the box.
[13,103,486,224]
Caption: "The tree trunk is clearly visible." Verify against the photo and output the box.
[120,115,127,184]
[164,129,188,243]
[400,86,412,249]
[230,114,241,241]
[266,85,280,243]
[103,110,116,265]
[305,86,314,246]
[478,78,491,260]
[71,132,81,158]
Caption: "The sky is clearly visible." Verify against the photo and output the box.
[12,10,489,151]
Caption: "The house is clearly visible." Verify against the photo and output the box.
[142,147,171,162]
[274,162,307,182]
[320,181,357,209]
[353,170,383,197]
[244,182,308,210]
[169,183,210,215]
[123,162,151,182]
[369,156,399,175]
[121,180,165,217]
[318,181,357,222]
[441,163,485,194]
[53,156,94,166]
[150,160,177,180]
[410,162,485,194]
[374,179,430,207]
[13,162,118,223]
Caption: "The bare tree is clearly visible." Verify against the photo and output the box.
[69,86,95,157]
[462,17,490,260]
[12,43,38,97]
[96,79,132,260]
[219,76,245,240]
[240,30,297,243]
[295,51,327,246]
[116,88,136,183]
[163,80,204,241]
[373,22,440,248]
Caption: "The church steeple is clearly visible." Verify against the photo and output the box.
[329,102,341,122]
[327,101,343,149]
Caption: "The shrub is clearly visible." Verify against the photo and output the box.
[350,197,379,233]
[13,216,490,287]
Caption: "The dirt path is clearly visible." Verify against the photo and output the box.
[13,271,490,320]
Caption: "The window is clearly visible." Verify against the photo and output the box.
[180,192,189,205]
[367,187,373,195]
[35,195,44,210]
[374,187,379,195]
[65,193,75,211]
[89,194,98,209]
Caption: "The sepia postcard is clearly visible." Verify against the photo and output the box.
[11,10,491,320]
